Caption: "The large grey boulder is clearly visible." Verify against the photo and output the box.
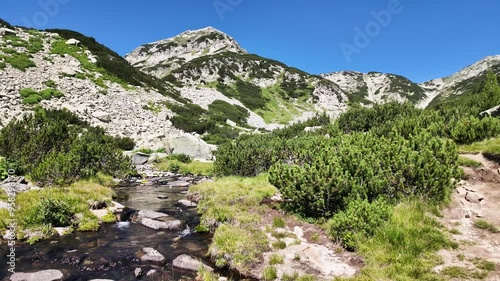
[132,152,150,165]
[163,134,215,159]
[135,209,169,220]
[172,254,213,272]
[10,270,63,281]
[140,218,182,230]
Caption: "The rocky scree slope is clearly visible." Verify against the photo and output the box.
[0,25,214,158]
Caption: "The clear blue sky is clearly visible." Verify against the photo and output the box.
[1,0,499,82]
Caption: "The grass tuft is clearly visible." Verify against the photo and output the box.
[269,254,284,265]
[262,266,278,281]
[473,219,499,233]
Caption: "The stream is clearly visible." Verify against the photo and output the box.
[0,180,220,281]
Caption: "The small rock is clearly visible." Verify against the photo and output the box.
[157,195,169,199]
[168,181,191,187]
[172,254,213,272]
[146,270,157,277]
[90,209,109,220]
[0,201,9,210]
[53,227,70,236]
[178,199,197,207]
[465,192,483,204]
[134,267,143,278]
[10,270,63,281]
[141,248,165,263]
[92,111,112,123]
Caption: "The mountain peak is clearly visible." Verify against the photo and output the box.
[125,27,246,77]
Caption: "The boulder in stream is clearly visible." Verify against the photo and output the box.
[173,254,214,272]
[140,218,182,230]
[141,247,166,263]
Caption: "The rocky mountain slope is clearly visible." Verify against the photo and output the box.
[128,26,500,118]
[0,25,215,158]
[126,28,348,127]
[1,18,499,155]
[126,27,247,78]
[322,55,500,109]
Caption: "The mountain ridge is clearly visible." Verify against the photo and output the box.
[1,19,499,153]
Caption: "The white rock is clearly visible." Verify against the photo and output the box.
[65,38,80,46]
[10,270,63,281]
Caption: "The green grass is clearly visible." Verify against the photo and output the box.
[457,156,483,168]
[210,224,269,270]
[191,175,276,273]
[338,201,457,281]
[0,180,115,240]
[154,159,214,176]
[459,137,500,155]
[269,254,284,265]
[262,266,278,281]
[190,174,277,228]
[101,211,117,223]
[473,219,499,233]
[441,266,470,279]
[197,265,219,281]
[272,240,287,250]
[473,258,496,271]
[272,217,286,228]
[50,39,131,89]
[255,83,312,124]
[441,261,495,280]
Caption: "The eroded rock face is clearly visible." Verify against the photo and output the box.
[10,269,63,281]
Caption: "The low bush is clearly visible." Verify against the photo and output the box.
[22,94,42,104]
[43,80,57,88]
[269,132,459,218]
[0,108,133,186]
[5,53,36,71]
[19,88,38,98]
[36,197,72,227]
[327,199,392,250]
[167,153,192,163]
[214,134,283,177]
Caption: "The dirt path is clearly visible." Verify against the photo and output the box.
[434,154,500,280]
